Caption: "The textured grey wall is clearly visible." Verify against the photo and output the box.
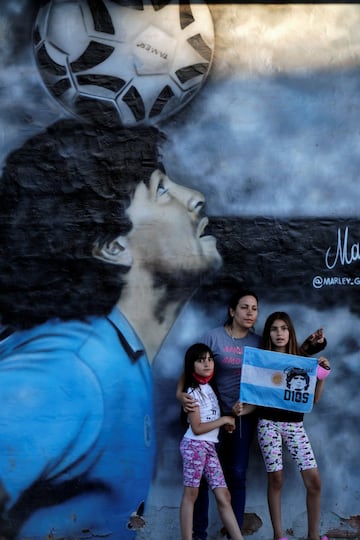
[0,2,359,539]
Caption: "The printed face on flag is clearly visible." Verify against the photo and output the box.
[240,347,318,413]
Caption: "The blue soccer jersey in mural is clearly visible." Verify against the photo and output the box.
[0,306,154,539]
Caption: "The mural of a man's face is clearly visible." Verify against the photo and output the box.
[126,169,222,277]
[289,375,307,391]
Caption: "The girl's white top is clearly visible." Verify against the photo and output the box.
[183,383,221,442]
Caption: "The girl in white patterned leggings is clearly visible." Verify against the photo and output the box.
[257,312,330,540]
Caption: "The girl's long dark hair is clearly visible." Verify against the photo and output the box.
[180,342,220,428]
[261,311,302,355]
[182,343,214,391]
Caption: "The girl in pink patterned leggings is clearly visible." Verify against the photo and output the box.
[179,343,245,540]
[257,312,330,540]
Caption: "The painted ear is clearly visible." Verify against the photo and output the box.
[92,236,133,267]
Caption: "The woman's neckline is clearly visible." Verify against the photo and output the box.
[225,324,248,340]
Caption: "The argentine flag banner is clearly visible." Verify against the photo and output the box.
[240,347,318,413]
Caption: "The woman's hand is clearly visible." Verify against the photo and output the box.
[232,401,256,416]
[179,392,199,413]
[232,401,243,416]
[309,327,325,345]
[301,327,327,355]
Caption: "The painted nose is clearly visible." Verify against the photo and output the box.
[170,181,205,213]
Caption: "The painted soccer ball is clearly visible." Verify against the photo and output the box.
[32,0,215,127]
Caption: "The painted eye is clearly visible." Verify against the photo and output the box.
[156,178,169,199]
[157,182,167,195]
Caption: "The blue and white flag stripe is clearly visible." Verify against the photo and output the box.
[240,347,318,413]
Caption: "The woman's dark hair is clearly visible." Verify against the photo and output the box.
[261,311,301,355]
[0,119,165,329]
[225,288,259,326]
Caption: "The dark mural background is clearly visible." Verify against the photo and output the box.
[0,1,359,539]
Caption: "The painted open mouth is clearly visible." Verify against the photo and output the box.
[197,216,209,238]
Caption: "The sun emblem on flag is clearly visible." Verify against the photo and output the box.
[271,372,283,386]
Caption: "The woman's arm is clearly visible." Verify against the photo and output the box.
[300,327,327,356]
[176,373,198,412]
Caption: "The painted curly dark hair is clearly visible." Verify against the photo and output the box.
[285,368,310,390]
[0,119,165,329]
